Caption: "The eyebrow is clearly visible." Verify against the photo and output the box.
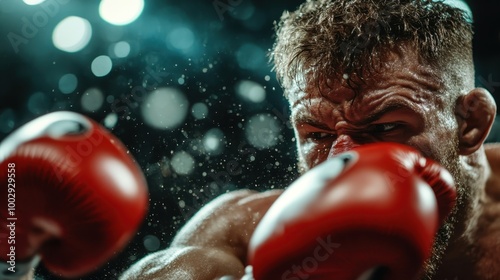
[293,116,332,130]
[294,104,408,129]
[356,104,407,125]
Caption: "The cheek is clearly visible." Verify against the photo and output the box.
[405,130,458,163]
[298,141,330,170]
[406,137,436,159]
[405,109,458,158]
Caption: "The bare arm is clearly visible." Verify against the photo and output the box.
[120,189,282,280]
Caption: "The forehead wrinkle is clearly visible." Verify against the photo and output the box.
[346,66,443,118]
[290,51,443,126]
[366,46,444,94]
[291,96,322,122]
[342,93,387,125]
[317,80,355,105]
[372,60,443,93]
[392,70,444,101]
[344,90,426,125]
[292,96,342,128]
[412,65,444,92]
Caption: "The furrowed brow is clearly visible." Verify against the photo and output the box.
[356,104,406,126]
[293,104,408,129]
[293,115,332,130]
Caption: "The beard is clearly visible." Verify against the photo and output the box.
[417,135,477,279]
[295,137,477,279]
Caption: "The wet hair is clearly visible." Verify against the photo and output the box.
[271,0,474,97]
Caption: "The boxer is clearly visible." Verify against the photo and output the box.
[0,111,148,280]
[122,0,499,279]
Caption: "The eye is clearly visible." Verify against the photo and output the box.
[371,123,402,133]
[305,132,333,141]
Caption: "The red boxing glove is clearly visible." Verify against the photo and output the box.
[0,111,148,279]
[247,143,456,280]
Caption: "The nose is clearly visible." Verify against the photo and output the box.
[327,134,362,158]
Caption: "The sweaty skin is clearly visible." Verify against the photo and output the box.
[121,47,499,279]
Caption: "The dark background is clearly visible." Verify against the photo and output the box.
[0,0,498,279]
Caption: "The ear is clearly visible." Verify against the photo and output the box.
[455,88,497,155]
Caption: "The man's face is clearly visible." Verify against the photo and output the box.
[289,47,470,277]
[290,48,459,173]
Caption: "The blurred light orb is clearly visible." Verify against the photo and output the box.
[236,43,265,71]
[230,1,255,20]
[27,92,50,114]
[104,112,118,129]
[236,80,266,103]
[143,235,161,252]
[191,102,208,120]
[0,109,15,133]
[141,87,189,130]
[99,0,144,26]
[112,41,131,58]
[91,55,113,77]
[171,151,195,175]
[81,88,104,112]
[58,73,78,94]
[168,27,195,50]
[245,113,281,149]
[203,128,224,155]
[23,0,47,5]
[52,16,92,53]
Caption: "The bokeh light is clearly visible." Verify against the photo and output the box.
[99,0,145,26]
[0,109,15,133]
[203,128,225,155]
[229,1,255,21]
[170,151,195,175]
[22,0,47,5]
[111,41,131,58]
[81,88,104,112]
[91,55,113,77]
[236,43,266,71]
[245,113,282,149]
[27,92,50,114]
[191,102,208,120]
[52,16,92,53]
[236,80,266,103]
[168,27,195,51]
[58,73,78,94]
[143,235,161,252]
[141,87,189,130]
[104,113,118,129]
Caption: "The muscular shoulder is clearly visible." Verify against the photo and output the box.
[485,143,500,176]
[485,143,500,200]
[172,189,283,249]
[485,142,500,157]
